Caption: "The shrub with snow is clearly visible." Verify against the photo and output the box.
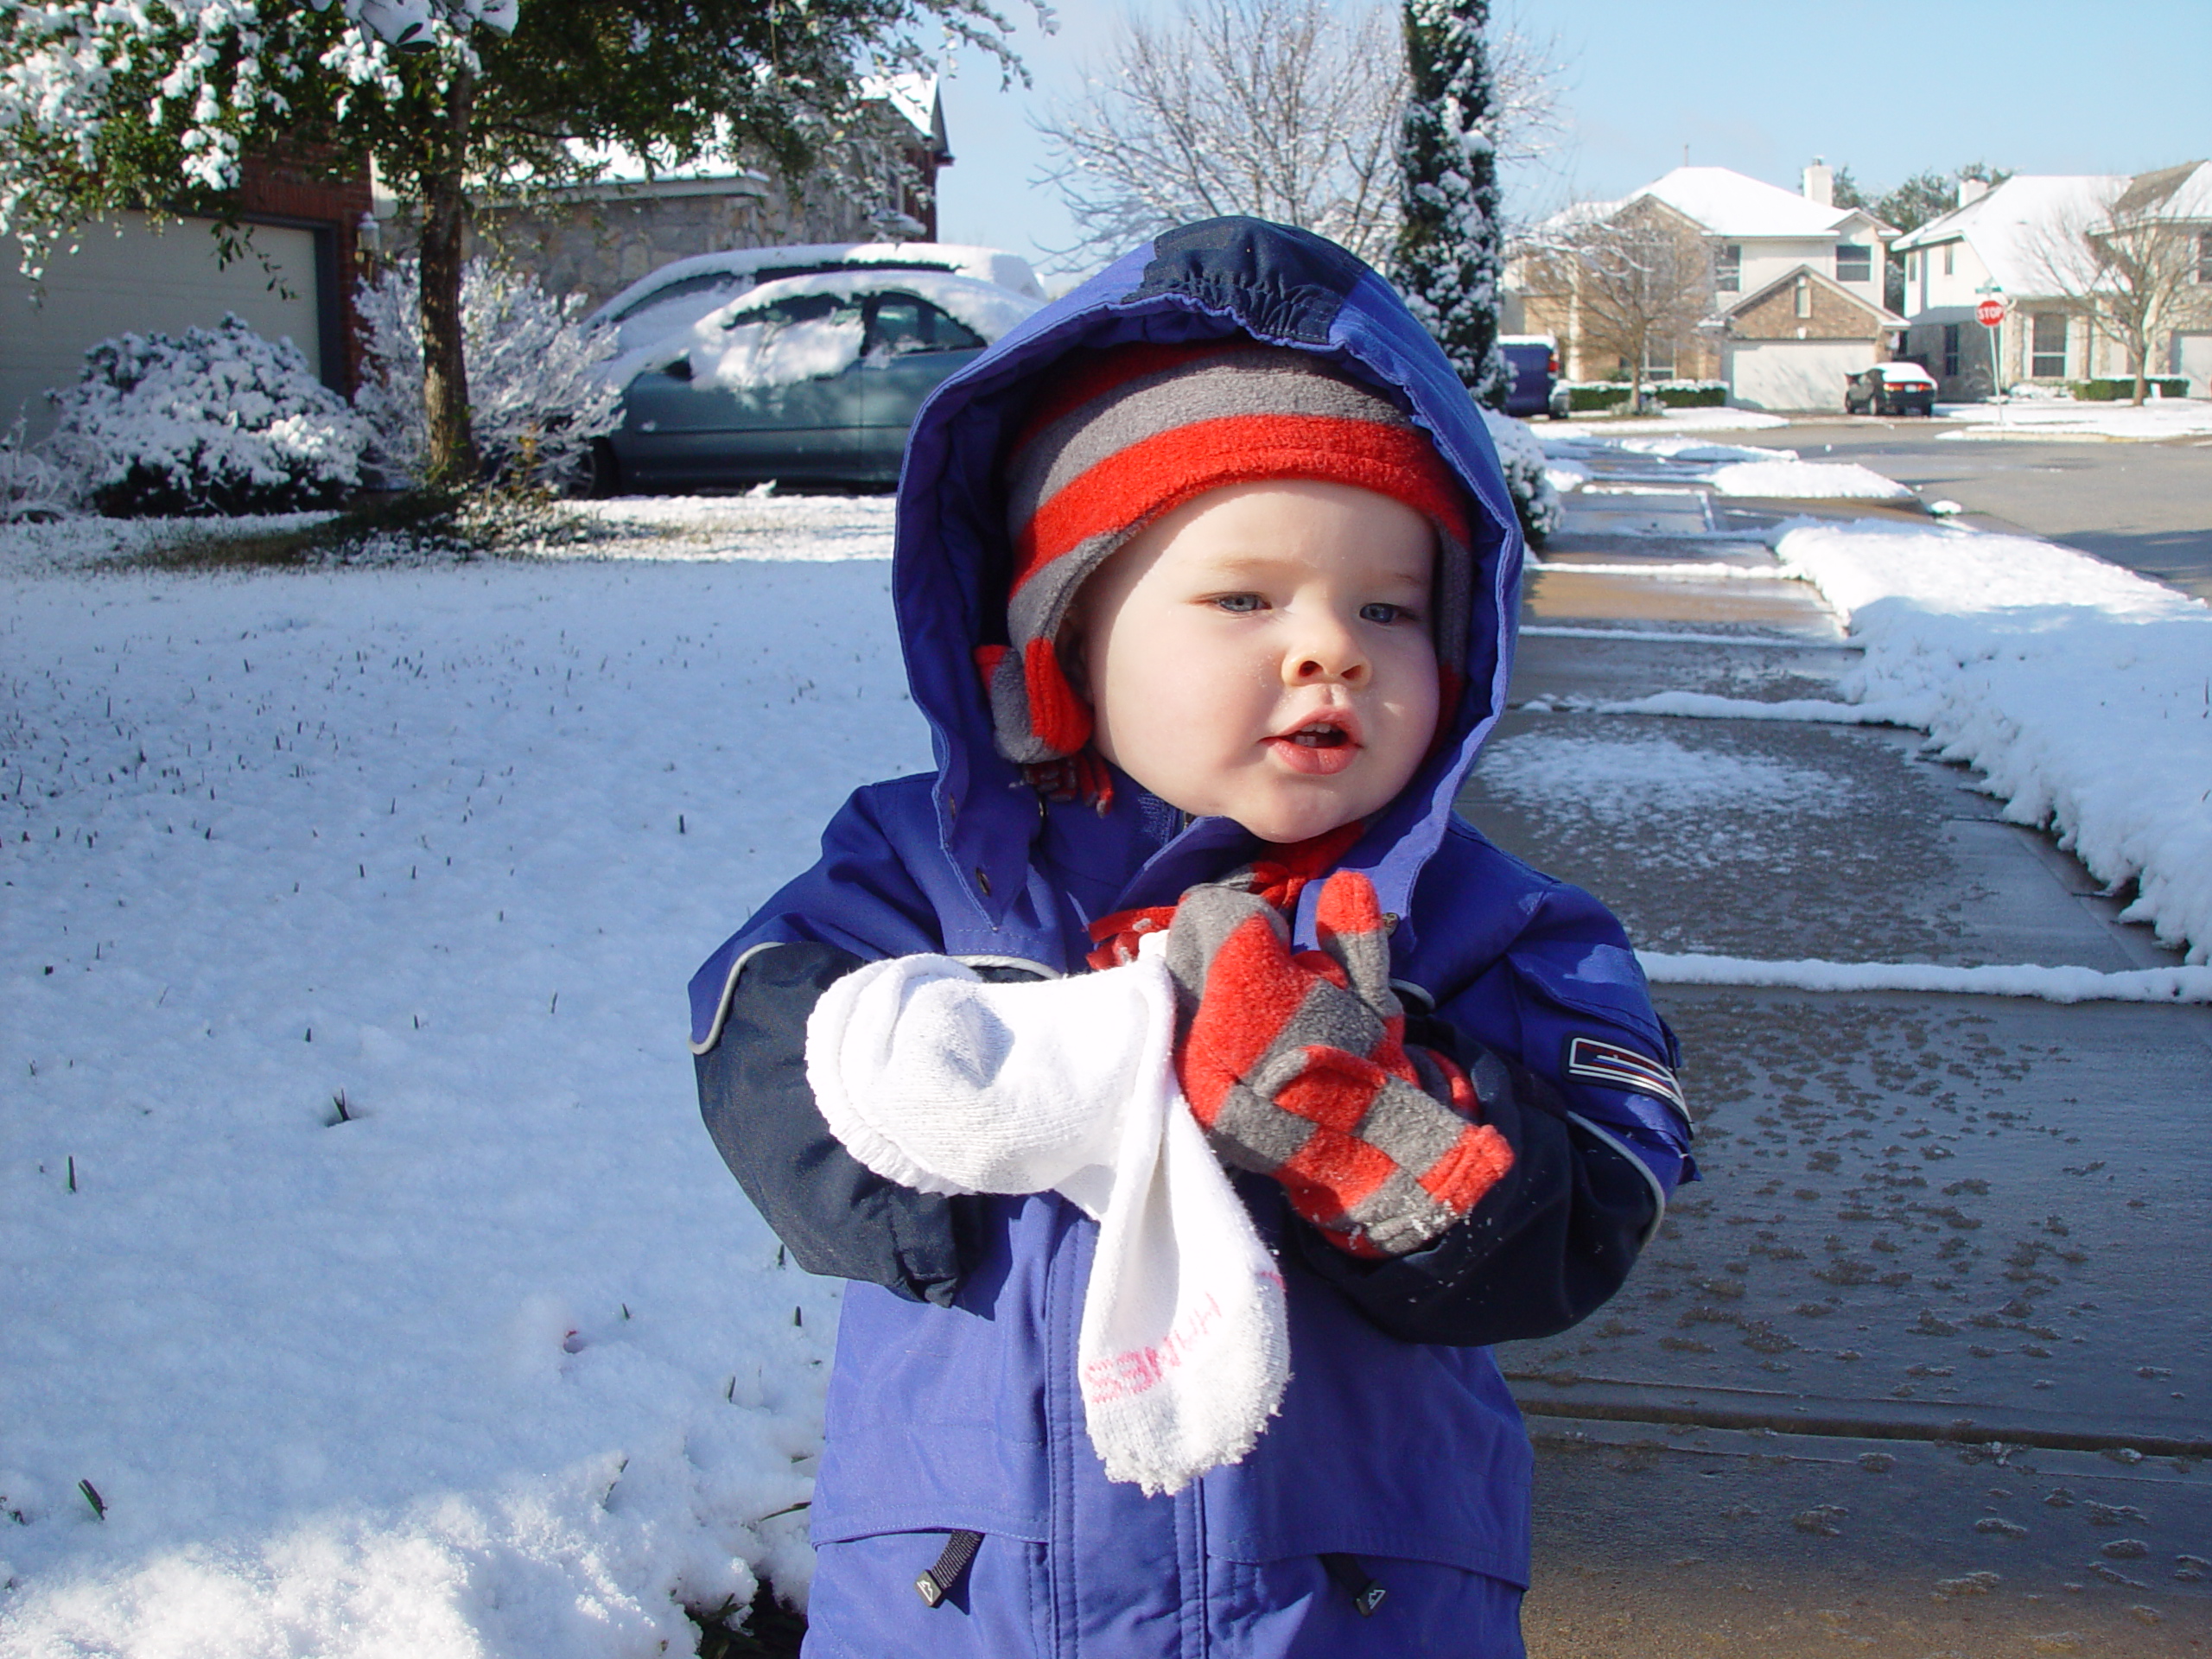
[0,420,73,523]
[1479,405,1560,546]
[356,257,622,491]
[46,318,372,518]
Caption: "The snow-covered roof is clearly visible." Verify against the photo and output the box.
[1635,167,1870,239]
[2116,159,2212,222]
[856,73,944,147]
[1893,175,2127,293]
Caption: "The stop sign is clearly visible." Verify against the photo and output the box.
[1976,299,2005,327]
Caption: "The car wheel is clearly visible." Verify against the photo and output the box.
[586,439,622,499]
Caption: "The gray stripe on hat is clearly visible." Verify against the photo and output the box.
[1007,356,1413,536]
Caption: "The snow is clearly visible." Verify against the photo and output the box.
[1871,364,1936,385]
[1774,520,2212,963]
[1580,690,1914,725]
[588,245,1044,356]
[1520,625,1853,651]
[1526,560,1794,581]
[1541,458,1591,495]
[1934,397,2212,442]
[1637,953,2212,1005]
[1705,460,1915,500]
[1607,438,1796,462]
[1891,175,2125,295]
[0,523,931,1654]
[1479,409,1563,539]
[1633,166,1861,238]
[618,270,1041,394]
[1555,407,1793,435]
[1477,729,1841,817]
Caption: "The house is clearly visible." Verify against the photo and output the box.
[1510,163,1903,411]
[1895,165,2212,397]
[466,75,954,314]
[1,153,373,445]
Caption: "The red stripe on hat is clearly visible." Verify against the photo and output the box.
[1011,340,1241,453]
[1021,637,1092,754]
[1013,415,1468,594]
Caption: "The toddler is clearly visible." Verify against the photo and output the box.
[690,218,1693,1657]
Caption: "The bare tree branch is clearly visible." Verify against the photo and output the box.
[1526,200,1712,408]
[2020,180,2212,404]
[1030,0,1562,273]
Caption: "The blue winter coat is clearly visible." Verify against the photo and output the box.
[688,219,1695,1657]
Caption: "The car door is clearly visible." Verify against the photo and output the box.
[618,291,867,488]
[856,294,988,482]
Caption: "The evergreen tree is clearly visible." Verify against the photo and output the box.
[1394,0,1505,403]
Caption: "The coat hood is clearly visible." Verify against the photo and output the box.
[897,217,1526,950]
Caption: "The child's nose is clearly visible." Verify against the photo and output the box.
[1283,617,1369,687]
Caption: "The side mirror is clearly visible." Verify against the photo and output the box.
[662,357,694,382]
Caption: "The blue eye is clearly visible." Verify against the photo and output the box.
[1360,602,1412,625]
[1213,594,1264,613]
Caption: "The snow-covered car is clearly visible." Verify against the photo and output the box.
[587,242,1044,358]
[1497,334,1571,420]
[593,270,1043,493]
[1844,362,1938,416]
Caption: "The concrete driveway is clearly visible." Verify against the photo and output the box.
[1478,473,2212,1656]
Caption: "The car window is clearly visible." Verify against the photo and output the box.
[726,292,857,332]
[866,296,987,359]
[612,271,745,326]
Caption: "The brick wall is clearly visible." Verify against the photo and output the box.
[1729,273,1885,343]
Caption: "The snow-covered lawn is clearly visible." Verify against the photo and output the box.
[1935,397,2212,442]
[1775,522,2212,963]
[1,525,922,1656]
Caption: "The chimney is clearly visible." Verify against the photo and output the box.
[1958,176,1991,207]
[1802,160,1834,207]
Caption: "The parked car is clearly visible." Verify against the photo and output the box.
[1844,362,1939,416]
[587,242,1044,357]
[1497,334,1571,420]
[592,269,1042,493]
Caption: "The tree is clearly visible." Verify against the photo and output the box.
[1033,0,1402,270]
[1032,0,1561,276]
[2022,170,2212,405]
[0,0,1027,490]
[1535,200,1712,412]
[1395,0,1504,400]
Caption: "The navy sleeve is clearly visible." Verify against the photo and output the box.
[694,939,975,1306]
[1292,833,1694,1347]
[1283,1031,1660,1346]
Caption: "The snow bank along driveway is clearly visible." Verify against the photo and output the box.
[2,538,927,1656]
[1779,522,2211,964]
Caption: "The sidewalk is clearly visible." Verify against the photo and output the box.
[1477,450,2212,1655]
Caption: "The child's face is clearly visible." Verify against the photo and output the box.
[1070,480,1442,845]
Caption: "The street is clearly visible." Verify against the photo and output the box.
[1777,419,2212,602]
[1473,450,2212,1655]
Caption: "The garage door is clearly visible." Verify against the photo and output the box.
[2175,334,2212,397]
[2,212,324,444]
[1725,340,1876,412]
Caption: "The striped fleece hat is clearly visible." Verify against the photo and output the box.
[982,340,1475,766]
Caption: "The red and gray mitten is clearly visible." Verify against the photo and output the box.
[1160,869,1515,1257]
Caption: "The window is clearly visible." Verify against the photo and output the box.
[1942,323,1961,378]
[1942,244,1955,276]
[2031,313,2069,378]
[1904,251,1916,280]
[1835,244,1872,283]
[1715,244,1741,293]
[1643,337,1675,379]
[864,296,985,359]
[2198,231,2212,283]
[1794,276,1812,319]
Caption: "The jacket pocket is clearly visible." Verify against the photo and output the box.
[805,1526,1046,1659]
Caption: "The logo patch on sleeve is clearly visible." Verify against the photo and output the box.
[1565,1035,1690,1133]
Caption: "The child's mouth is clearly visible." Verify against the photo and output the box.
[1266,720,1359,774]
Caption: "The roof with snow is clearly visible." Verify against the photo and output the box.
[1541,167,1888,243]
[2115,159,2212,222]
[1892,175,2127,292]
[1637,167,1879,238]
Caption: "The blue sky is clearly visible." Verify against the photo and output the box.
[932,0,2212,276]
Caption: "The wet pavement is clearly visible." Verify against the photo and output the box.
[1471,463,2212,1653]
